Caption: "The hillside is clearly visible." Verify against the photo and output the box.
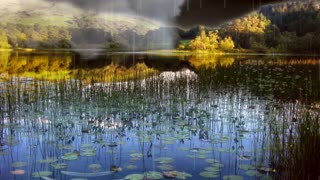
[0,0,167,50]
[178,1,320,54]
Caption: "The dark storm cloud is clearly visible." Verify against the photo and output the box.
[175,0,283,27]
[46,0,184,21]
[45,0,299,27]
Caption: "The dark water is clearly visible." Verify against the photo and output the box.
[0,51,319,180]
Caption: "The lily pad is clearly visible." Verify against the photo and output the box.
[154,157,174,164]
[12,162,27,168]
[223,175,243,180]
[239,164,254,171]
[39,158,58,163]
[62,153,78,160]
[130,153,143,159]
[212,163,224,168]
[88,164,102,171]
[51,163,67,169]
[199,171,219,178]
[246,170,262,177]
[144,171,163,179]
[196,154,207,159]
[258,167,273,173]
[176,171,192,179]
[80,144,93,148]
[205,159,219,164]
[124,173,144,180]
[81,149,96,156]
[204,166,221,172]
[157,164,174,171]
[32,171,52,177]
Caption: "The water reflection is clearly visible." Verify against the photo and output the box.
[0,51,319,180]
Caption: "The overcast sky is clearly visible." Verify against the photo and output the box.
[39,0,291,27]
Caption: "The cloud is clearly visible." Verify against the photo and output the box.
[175,0,306,27]
[7,0,304,27]
[44,0,185,23]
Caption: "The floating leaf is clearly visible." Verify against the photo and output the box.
[51,163,67,169]
[258,167,273,173]
[204,166,220,172]
[12,162,27,168]
[196,154,207,159]
[246,170,262,177]
[39,158,58,163]
[223,175,243,180]
[32,171,52,177]
[154,157,174,164]
[199,171,219,178]
[144,171,162,179]
[239,164,254,171]
[88,164,101,170]
[177,147,189,151]
[176,171,192,179]
[80,144,93,148]
[262,175,273,180]
[81,149,96,157]
[62,153,78,160]
[130,153,143,159]
[124,173,144,180]
[205,159,219,164]
[126,165,138,170]
[212,163,224,168]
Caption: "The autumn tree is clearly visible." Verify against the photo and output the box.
[189,30,221,52]
[223,12,271,49]
[219,36,235,50]
[0,32,11,49]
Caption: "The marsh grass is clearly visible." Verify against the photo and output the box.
[269,104,320,179]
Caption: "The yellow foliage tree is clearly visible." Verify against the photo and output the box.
[0,32,11,49]
[227,12,271,34]
[189,30,221,52]
[219,36,235,50]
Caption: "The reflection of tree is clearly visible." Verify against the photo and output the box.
[74,63,158,83]
[0,51,158,82]
[188,55,235,70]
[0,51,72,80]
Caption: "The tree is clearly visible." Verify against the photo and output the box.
[219,36,235,50]
[227,12,271,34]
[0,32,11,49]
[188,30,221,52]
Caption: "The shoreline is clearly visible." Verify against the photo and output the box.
[1,48,320,57]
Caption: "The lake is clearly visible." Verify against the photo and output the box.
[0,51,319,180]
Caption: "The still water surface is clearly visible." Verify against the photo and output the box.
[0,51,319,180]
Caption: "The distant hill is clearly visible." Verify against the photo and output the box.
[0,0,174,50]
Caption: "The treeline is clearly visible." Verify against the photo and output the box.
[183,0,320,54]
[0,23,72,49]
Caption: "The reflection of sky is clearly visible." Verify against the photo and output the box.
[0,71,278,180]
[1,57,319,180]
